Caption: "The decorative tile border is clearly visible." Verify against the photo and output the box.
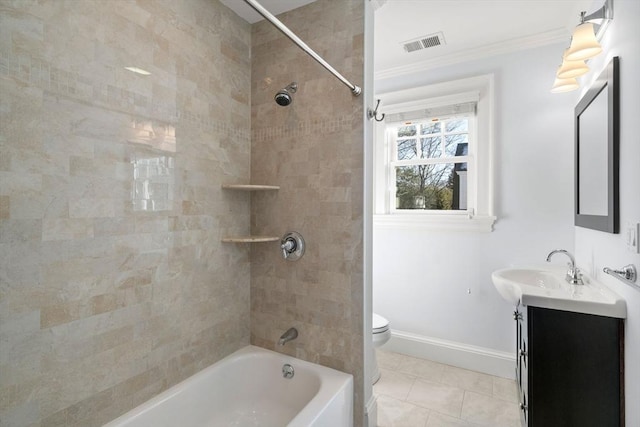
[0,49,249,141]
[252,115,354,142]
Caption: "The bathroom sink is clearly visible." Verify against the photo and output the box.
[491,266,626,318]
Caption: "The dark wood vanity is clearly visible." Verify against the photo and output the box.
[514,305,624,426]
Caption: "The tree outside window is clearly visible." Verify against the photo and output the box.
[391,118,469,210]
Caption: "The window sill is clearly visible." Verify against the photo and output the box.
[373,213,496,232]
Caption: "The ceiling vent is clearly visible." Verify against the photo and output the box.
[402,32,445,53]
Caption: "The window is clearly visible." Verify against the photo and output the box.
[373,75,496,232]
[389,113,472,211]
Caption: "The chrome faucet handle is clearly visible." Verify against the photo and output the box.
[281,239,295,259]
[566,268,584,285]
[546,249,583,285]
[280,232,305,261]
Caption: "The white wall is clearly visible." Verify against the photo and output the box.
[374,43,576,360]
[374,1,639,420]
[573,1,640,424]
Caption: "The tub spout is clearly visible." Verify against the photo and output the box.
[278,327,298,346]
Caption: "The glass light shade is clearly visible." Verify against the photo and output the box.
[557,56,589,79]
[551,77,579,93]
[566,23,602,61]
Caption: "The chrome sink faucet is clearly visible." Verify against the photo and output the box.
[278,327,298,346]
[546,249,584,285]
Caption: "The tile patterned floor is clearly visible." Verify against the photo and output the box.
[374,350,520,427]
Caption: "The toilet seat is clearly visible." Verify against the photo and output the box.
[373,313,389,334]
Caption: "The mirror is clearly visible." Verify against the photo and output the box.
[574,56,619,233]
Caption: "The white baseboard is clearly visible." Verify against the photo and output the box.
[365,394,377,427]
[384,330,516,379]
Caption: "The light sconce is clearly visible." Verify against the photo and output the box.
[551,0,613,93]
[557,49,589,79]
[551,77,580,94]
[566,18,602,61]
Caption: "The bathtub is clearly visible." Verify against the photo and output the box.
[104,345,353,427]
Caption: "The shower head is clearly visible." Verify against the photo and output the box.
[274,82,297,106]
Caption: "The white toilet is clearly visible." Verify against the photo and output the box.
[372,312,391,384]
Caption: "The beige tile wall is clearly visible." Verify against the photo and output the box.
[249,0,365,425]
[0,1,253,425]
[1,0,366,425]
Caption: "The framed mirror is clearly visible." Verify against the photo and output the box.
[575,56,619,233]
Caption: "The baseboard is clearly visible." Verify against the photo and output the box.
[385,330,516,379]
[365,394,377,427]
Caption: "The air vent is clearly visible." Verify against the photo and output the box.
[402,32,445,53]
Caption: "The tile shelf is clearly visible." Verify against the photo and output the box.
[221,184,280,191]
[221,236,280,243]
[221,184,279,243]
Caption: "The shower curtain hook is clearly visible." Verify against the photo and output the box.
[368,99,385,122]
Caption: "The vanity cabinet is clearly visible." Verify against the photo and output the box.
[514,305,624,427]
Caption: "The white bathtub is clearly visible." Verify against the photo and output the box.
[104,345,353,427]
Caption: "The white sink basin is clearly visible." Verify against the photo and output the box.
[492,266,626,318]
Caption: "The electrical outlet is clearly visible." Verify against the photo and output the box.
[626,222,640,254]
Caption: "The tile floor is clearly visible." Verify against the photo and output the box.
[374,350,520,427]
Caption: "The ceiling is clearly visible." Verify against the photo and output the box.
[220,0,594,77]
[219,0,317,24]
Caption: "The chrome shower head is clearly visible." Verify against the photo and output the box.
[274,82,297,106]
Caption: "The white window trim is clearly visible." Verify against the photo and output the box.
[373,74,496,232]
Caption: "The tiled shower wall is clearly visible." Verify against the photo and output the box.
[250,0,365,425]
[0,1,252,425]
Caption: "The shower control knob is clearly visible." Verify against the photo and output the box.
[280,231,305,261]
[281,239,296,259]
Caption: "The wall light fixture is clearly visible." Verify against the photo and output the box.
[551,0,613,93]
[551,77,580,94]
[557,49,589,79]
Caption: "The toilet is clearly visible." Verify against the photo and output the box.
[372,313,391,384]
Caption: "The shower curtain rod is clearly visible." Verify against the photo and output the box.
[243,0,362,96]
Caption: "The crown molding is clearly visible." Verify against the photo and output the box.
[375,28,569,81]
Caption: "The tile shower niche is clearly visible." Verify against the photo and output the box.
[221,184,279,243]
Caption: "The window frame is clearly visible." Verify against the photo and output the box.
[387,114,475,214]
[373,75,496,232]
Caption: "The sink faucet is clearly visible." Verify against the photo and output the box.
[546,249,583,285]
[278,327,298,346]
